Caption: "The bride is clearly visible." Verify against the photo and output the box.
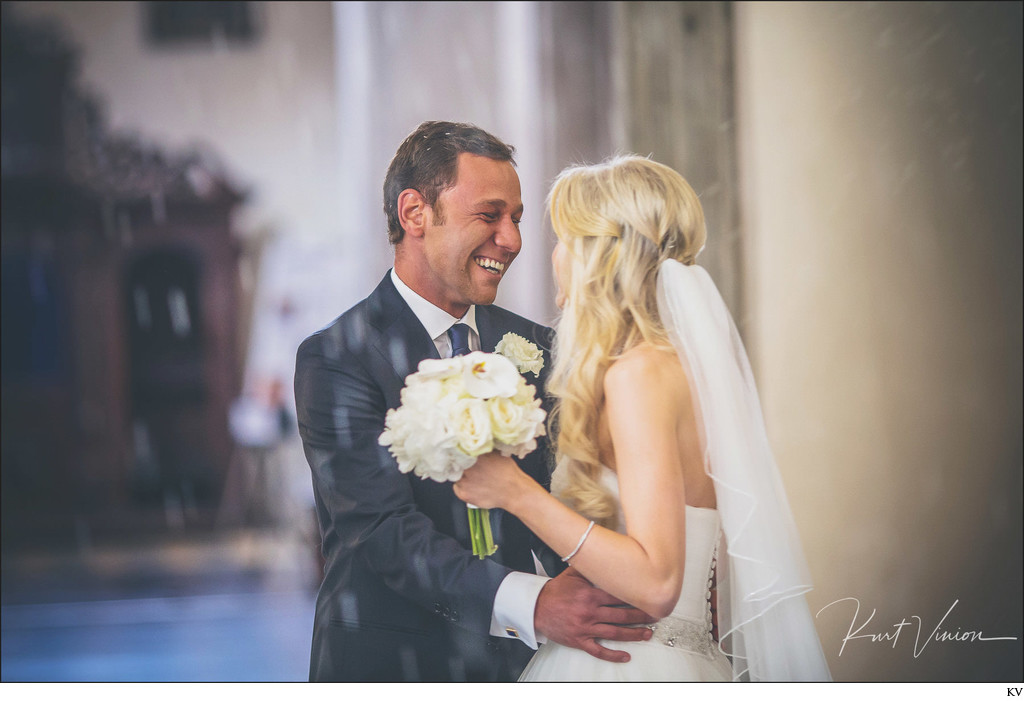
[455,155,831,681]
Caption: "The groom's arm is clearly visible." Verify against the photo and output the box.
[295,329,513,636]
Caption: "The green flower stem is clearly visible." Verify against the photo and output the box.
[466,506,497,559]
[470,506,481,557]
[475,509,486,557]
[481,509,497,556]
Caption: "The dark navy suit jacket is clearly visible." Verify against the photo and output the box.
[295,272,559,681]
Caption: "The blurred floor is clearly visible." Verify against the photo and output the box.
[1,528,318,682]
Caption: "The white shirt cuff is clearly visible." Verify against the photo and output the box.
[490,571,550,649]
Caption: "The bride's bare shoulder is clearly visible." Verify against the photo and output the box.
[604,343,690,404]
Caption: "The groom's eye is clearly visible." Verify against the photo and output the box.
[479,212,499,222]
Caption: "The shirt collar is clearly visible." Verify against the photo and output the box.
[390,268,479,342]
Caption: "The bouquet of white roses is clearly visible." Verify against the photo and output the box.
[378,336,546,559]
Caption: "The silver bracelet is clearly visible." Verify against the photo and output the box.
[562,520,595,563]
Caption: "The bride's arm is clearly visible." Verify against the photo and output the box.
[454,348,697,619]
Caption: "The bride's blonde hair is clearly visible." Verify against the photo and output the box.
[547,155,707,529]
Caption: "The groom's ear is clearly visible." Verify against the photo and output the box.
[397,188,428,239]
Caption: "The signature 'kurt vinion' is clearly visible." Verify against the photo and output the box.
[816,597,1019,657]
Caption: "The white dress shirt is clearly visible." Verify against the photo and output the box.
[390,269,549,649]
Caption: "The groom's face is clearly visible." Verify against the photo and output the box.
[419,153,523,316]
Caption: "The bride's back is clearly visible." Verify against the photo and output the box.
[595,342,717,511]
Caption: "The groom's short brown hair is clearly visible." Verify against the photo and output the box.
[383,121,517,245]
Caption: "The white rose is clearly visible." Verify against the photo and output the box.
[488,395,528,446]
[461,351,519,399]
[495,333,544,376]
[497,413,547,458]
[449,397,494,457]
[491,376,548,457]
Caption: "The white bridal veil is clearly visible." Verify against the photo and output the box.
[656,260,832,681]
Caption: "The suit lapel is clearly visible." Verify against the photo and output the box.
[475,305,500,353]
[366,273,440,382]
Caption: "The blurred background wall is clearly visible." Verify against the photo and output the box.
[1,0,1020,682]
[735,1,1021,681]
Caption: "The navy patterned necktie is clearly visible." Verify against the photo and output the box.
[448,323,472,357]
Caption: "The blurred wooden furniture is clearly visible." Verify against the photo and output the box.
[2,8,245,547]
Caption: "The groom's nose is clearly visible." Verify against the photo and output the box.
[493,215,522,256]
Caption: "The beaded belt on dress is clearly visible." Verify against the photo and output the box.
[648,616,716,657]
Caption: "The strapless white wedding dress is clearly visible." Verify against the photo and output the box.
[519,466,733,682]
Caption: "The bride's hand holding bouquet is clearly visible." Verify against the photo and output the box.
[453,451,544,512]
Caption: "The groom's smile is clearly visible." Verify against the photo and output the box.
[474,256,506,274]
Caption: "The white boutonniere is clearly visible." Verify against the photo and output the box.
[494,332,544,376]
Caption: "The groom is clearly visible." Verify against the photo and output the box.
[295,121,653,682]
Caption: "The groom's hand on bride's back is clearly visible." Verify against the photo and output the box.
[534,568,656,663]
